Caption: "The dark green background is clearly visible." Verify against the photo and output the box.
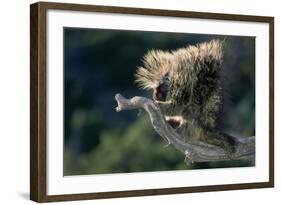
[63,28,255,176]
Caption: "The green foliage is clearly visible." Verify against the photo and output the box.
[65,115,186,175]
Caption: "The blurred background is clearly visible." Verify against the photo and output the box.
[63,28,255,176]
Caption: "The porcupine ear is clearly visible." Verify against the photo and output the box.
[135,49,173,90]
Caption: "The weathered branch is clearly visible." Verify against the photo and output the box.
[115,93,255,163]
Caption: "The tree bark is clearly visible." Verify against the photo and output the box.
[115,93,255,163]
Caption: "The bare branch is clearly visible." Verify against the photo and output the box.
[115,93,255,163]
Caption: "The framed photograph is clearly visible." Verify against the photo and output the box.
[30,1,274,202]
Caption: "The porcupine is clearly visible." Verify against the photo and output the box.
[135,39,238,158]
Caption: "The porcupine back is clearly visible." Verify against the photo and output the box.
[170,39,224,131]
